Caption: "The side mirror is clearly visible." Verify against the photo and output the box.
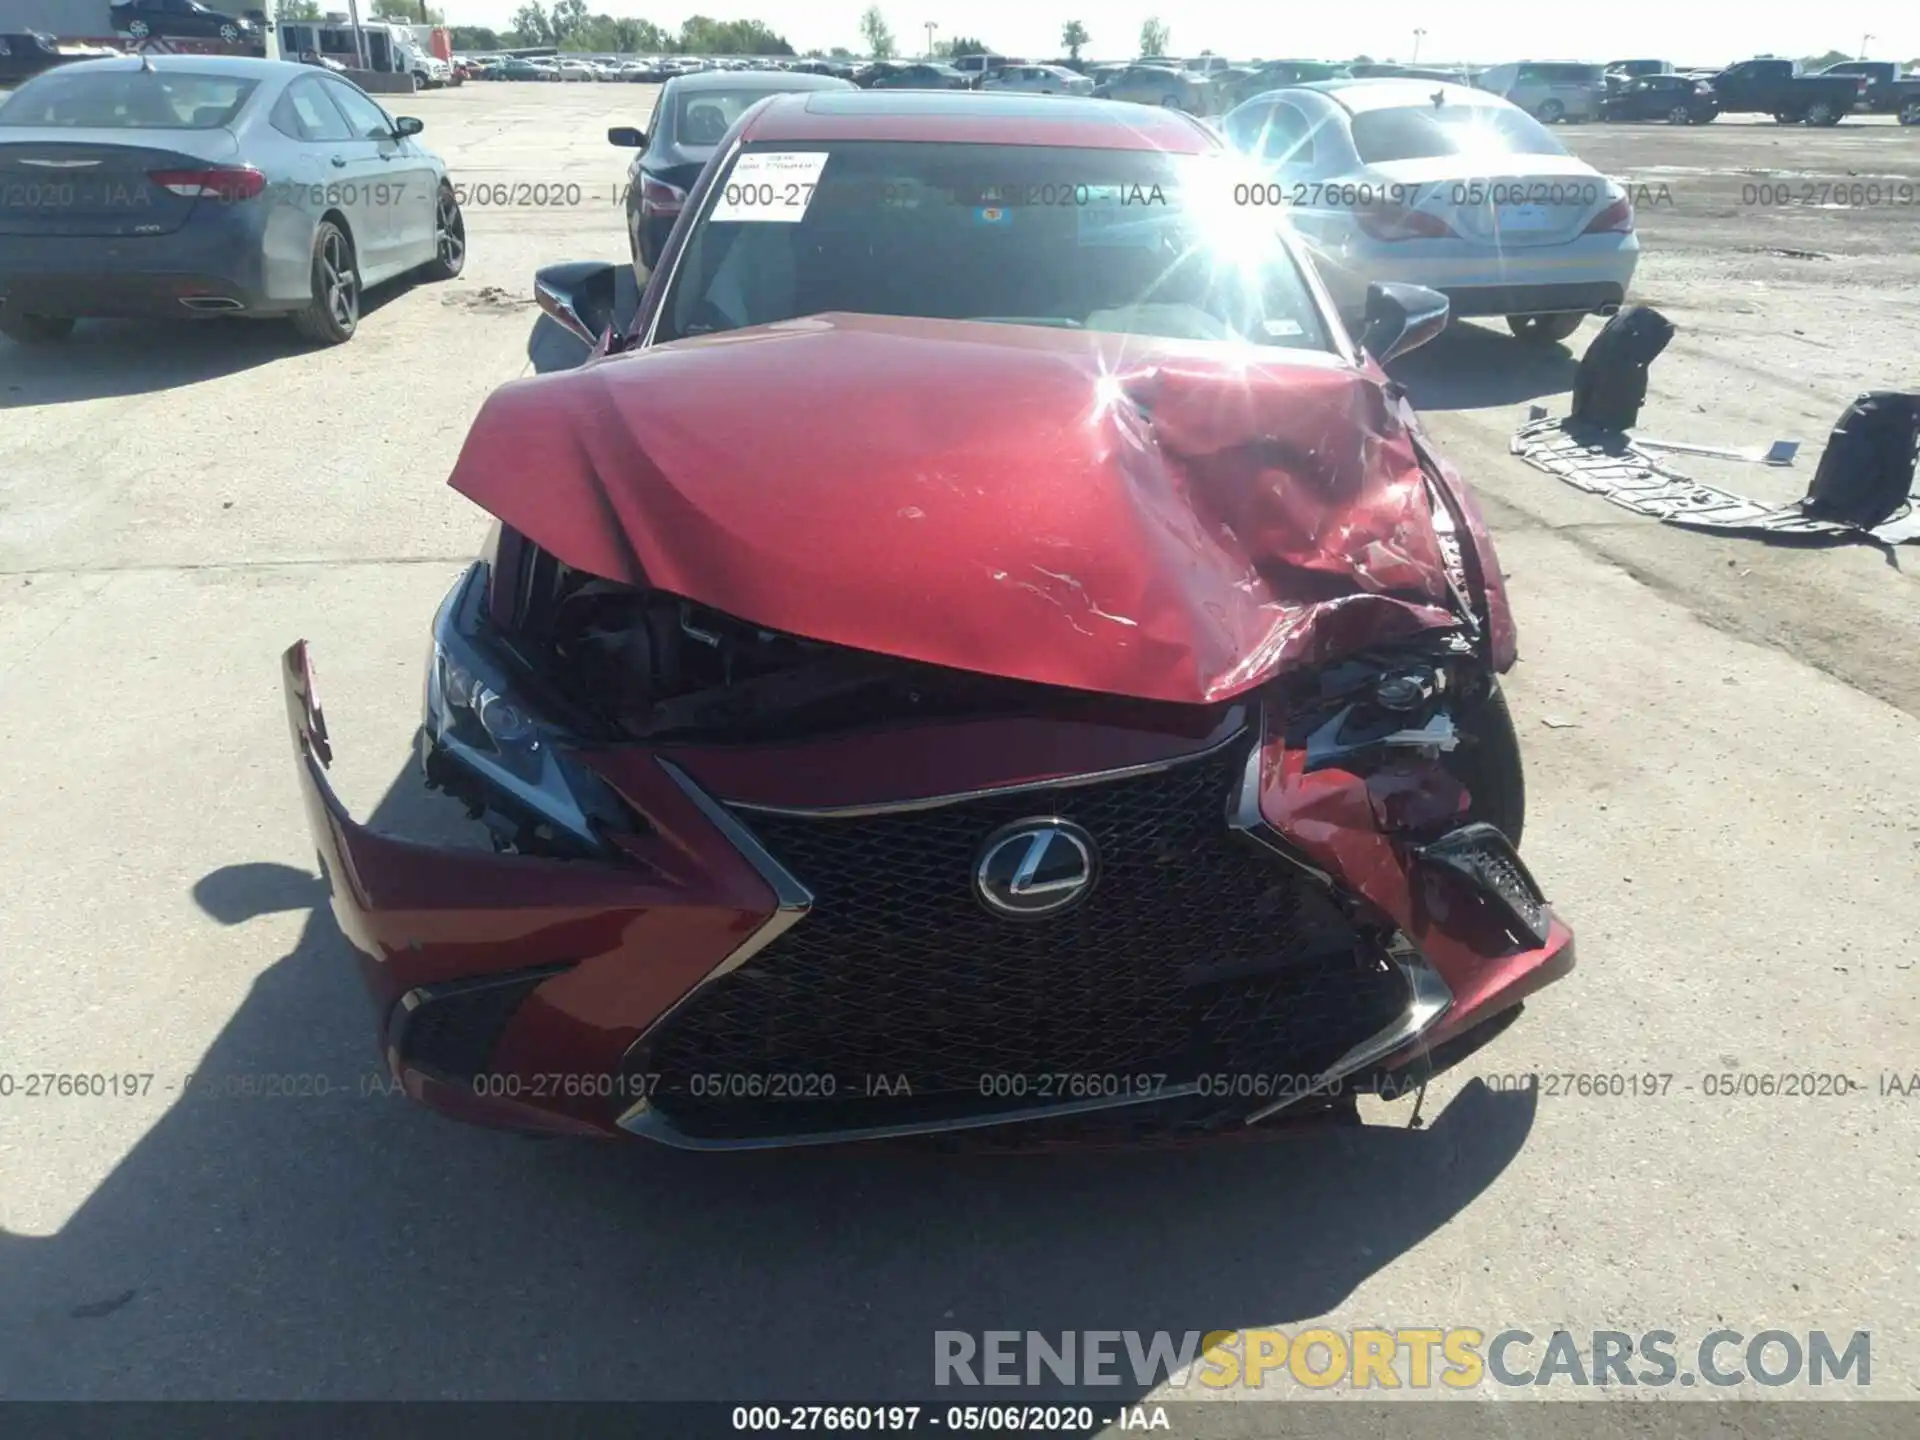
[607,125,647,147]
[393,115,424,136]
[1358,281,1450,364]
[534,260,619,347]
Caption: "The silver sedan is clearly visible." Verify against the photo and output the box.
[981,64,1094,97]
[1221,78,1639,343]
[0,53,466,345]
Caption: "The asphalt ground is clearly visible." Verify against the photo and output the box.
[1,83,1916,1424]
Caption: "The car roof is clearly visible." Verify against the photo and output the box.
[666,70,855,94]
[740,90,1216,151]
[1295,77,1506,113]
[43,54,301,80]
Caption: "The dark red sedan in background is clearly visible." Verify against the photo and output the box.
[283,91,1573,1150]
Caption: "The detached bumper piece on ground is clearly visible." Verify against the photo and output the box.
[1515,308,1920,546]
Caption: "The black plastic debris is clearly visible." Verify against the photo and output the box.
[1569,305,1675,433]
[1803,392,1920,530]
[1512,391,1920,546]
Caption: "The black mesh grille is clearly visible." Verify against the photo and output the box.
[637,743,1408,1139]
[394,968,566,1082]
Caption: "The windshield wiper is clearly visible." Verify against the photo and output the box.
[964,316,1084,329]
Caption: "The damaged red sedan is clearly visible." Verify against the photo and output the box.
[282,91,1573,1149]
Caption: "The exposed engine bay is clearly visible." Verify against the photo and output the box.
[424,532,1519,864]
[516,549,1039,744]
[494,540,1465,749]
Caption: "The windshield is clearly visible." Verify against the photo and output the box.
[672,89,784,146]
[656,141,1332,352]
[1349,103,1568,162]
[0,69,258,128]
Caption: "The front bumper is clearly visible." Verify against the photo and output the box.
[282,630,1573,1148]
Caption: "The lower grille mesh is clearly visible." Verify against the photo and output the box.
[394,968,564,1082]
[637,743,1407,1139]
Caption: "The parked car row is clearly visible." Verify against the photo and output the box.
[431,45,1920,129]
[1055,51,1914,128]
[1479,56,1905,127]
[463,55,858,83]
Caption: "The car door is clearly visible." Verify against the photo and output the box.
[384,109,438,264]
[265,75,355,292]
[192,1,243,40]
[306,78,401,276]
[332,81,437,274]
[1559,66,1603,118]
[136,0,195,37]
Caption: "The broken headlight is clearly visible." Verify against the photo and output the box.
[422,565,608,853]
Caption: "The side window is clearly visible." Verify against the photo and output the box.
[323,80,395,139]
[268,89,300,138]
[279,78,354,141]
[1225,104,1269,151]
[1257,103,1314,164]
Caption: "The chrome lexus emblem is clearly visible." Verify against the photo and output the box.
[973,818,1098,919]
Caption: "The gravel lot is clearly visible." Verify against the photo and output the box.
[2,84,1917,1421]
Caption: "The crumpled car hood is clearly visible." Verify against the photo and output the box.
[448,313,1462,705]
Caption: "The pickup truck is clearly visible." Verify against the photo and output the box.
[1707,58,1867,125]
[1814,60,1920,121]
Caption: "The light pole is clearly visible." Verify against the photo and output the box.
[1412,28,1426,64]
[925,21,938,60]
[1859,33,1874,59]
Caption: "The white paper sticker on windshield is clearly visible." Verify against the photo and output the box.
[709,151,830,222]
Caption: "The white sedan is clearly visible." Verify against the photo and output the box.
[1221,78,1638,342]
[553,59,598,82]
[981,64,1094,96]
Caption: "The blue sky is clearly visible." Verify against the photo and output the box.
[434,0,1915,64]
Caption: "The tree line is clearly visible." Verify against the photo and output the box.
[274,4,800,55]
[491,7,793,54]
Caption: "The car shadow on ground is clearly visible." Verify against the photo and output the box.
[0,756,1539,1405]
[1389,319,1582,412]
[0,285,410,410]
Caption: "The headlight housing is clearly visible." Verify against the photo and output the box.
[422,564,617,853]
